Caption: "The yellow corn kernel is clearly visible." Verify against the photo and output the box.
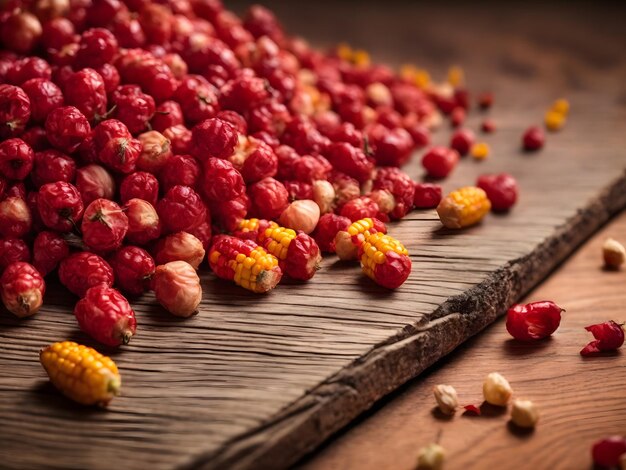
[447,66,464,87]
[550,98,570,116]
[414,69,431,89]
[40,341,121,406]
[259,226,297,261]
[471,142,490,160]
[545,110,565,132]
[352,49,370,67]
[400,64,417,81]
[336,43,353,61]
[437,186,491,229]
[359,232,408,280]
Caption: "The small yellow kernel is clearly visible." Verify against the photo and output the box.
[550,98,569,115]
[471,142,490,160]
[545,110,565,131]
[447,65,464,87]
[209,251,220,264]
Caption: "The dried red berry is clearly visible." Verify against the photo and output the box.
[63,68,108,122]
[591,436,626,468]
[95,63,120,94]
[45,106,91,154]
[157,185,207,234]
[154,231,206,269]
[324,142,373,184]
[192,117,238,161]
[111,85,155,135]
[373,167,415,219]
[209,195,248,232]
[0,84,32,139]
[0,262,45,318]
[421,147,459,179]
[151,100,184,133]
[75,164,116,206]
[136,130,172,173]
[109,246,155,296]
[450,107,465,127]
[81,199,129,252]
[59,251,114,297]
[580,320,625,356]
[163,124,192,154]
[37,182,83,232]
[0,238,30,272]
[120,171,159,206]
[98,136,142,174]
[32,231,69,276]
[125,198,162,245]
[159,154,201,192]
[248,177,289,220]
[74,284,137,346]
[235,137,278,183]
[219,74,270,114]
[202,158,246,201]
[340,197,382,222]
[477,173,519,212]
[404,122,430,149]
[522,126,545,151]
[481,119,496,133]
[506,301,564,341]
[450,128,475,156]
[0,138,35,180]
[367,125,414,167]
[32,150,76,187]
[152,260,202,317]
[20,78,64,123]
[0,11,42,55]
[173,75,219,125]
[0,197,32,239]
[41,17,74,51]
[414,183,443,209]
[313,213,351,253]
[75,28,119,69]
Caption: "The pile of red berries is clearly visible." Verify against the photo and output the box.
[0,0,522,347]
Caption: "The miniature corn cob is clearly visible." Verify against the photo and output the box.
[437,186,491,229]
[209,235,282,293]
[334,217,387,261]
[40,341,121,406]
[359,232,411,289]
[235,219,322,280]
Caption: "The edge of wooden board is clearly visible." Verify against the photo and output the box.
[184,170,626,470]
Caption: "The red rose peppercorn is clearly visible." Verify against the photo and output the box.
[32,231,69,276]
[414,183,443,209]
[32,150,76,187]
[75,28,119,69]
[159,154,201,192]
[98,135,142,174]
[477,173,519,211]
[324,142,374,184]
[81,199,129,252]
[580,320,625,356]
[120,172,159,206]
[151,101,184,133]
[173,75,219,125]
[522,126,545,151]
[75,164,116,206]
[248,177,289,220]
[450,128,475,156]
[63,68,108,122]
[421,146,460,179]
[506,301,564,341]
[0,197,32,239]
[312,213,351,253]
[591,436,626,468]
[0,138,35,180]
[74,285,137,346]
[0,262,45,318]
[202,158,246,201]
[0,238,30,272]
[0,85,31,139]
[38,182,84,232]
[111,85,155,135]
[154,232,206,269]
[21,79,64,123]
[109,246,155,296]
[93,119,131,148]
[59,252,114,297]
[235,138,279,184]
[45,106,91,154]
[157,185,207,234]
[192,117,238,161]
[125,198,162,246]
[152,260,202,318]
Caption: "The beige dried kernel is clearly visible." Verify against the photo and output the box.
[510,399,539,428]
[482,372,513,406]
[433,384,458,415]
[416,443,445,470]
[603,238,625,269]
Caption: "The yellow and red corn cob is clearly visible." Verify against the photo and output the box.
[235,219,322,281]
[334,217,387,261]
[359,232,411,289]
[208,235,282,293]
[40,341,121,406]
[437,186,491,229]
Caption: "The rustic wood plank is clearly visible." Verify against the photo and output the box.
[300,210,626,470]
[1,3,626,469]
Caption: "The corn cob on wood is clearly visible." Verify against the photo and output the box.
[235,219,322,280]
[359,232,411,289]
[437,186,491,229]
[209,235,282,293]
[334,217,387,261]
[40,341,121,406]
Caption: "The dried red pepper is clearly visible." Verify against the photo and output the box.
[506,301,564,341]
[580,320,625,356]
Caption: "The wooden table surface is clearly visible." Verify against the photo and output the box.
[301,210,626,470]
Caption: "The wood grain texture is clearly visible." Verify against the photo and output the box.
[1,3,626,469]
[300,210,626,470]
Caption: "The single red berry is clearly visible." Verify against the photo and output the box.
[506,301,564,341]
[63,68,108,122]
[6,57,51,85]
[85,0,123,26]
[139,3,173,45]
[243,4,284,43]
[0,262,45,318]
[367,124,414,167]
[284,180,314,201]
[93,119,131,149]
[373,167,415,219]
[421,146,459,179]
[20,126,49,151]
[292,155,329,183]
[481,119,496,133]
[37,181,84,232]
[450,107,466,127]
[109,245,155,296]
[74,284,137,346]
[580,320,625,356]
[81,199,128,252]
[110,12,146,48]
[0,138,35,181]
[202,157,245,201]
[219,74,270,114]
[151,100,184,133]
[125,198,162,245]
[522,126,545,151]
[324,142,373,184]
[192,117,238,161]
[478,91,494,110]
[216,110,247,134]
[282,116,330,156]
[20,78,64,123]
[413,183,443,209]
[0,11,42,55]
[45,106,91,154]
[32,231,69,276]
[75,28,119,68]
[322,121,364,148]
[450,128,475,156]
[477,173,519,211]
[173,75,219,125]
[0,238,30,272]
[136,130,172,173]
[157,185,207,234]
[313,213,351,253]
[98,136,142,174]
[120,172,159,206]
[111,85,156,135]
[248,177,289,220]
[32,150,76,187]
[154,231,206,270]
[58,251,114,297]
[152,260,202,317]
[247,101,291,136]
[159,154,201,192]
[235,137,278,183]
[591,436,626,468]
[0,197,32,239]
[0,85,31,139]
[340,196,382,222]
[163,124,192,154]
[75,164,116,206]
[41,17,75,51]
[209,194,248,231]
[404,122,430,149]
